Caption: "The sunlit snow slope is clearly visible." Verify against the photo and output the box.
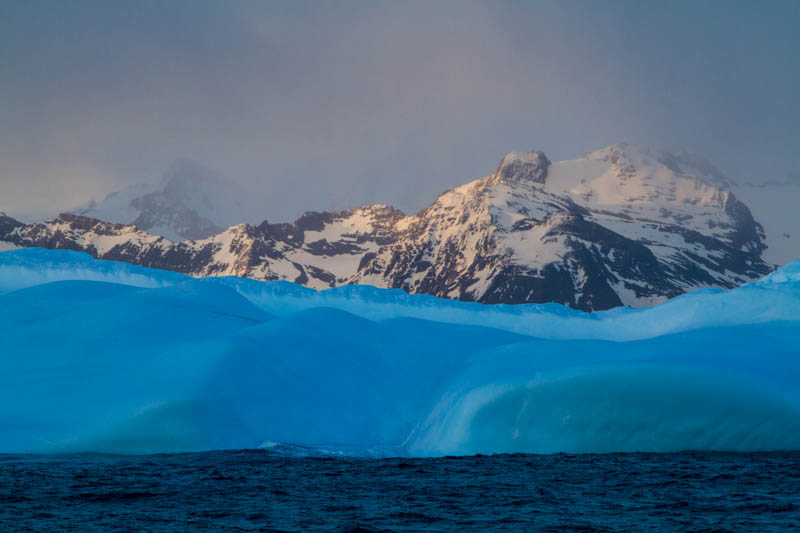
[0,248,798,455]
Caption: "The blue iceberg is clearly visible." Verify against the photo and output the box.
[1,248,799,455]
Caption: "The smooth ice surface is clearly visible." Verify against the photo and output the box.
[1,248,799,455]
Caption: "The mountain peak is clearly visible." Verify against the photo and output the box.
[70,160,255,241]
[493,151,551,185]
[656,150,730,188]
[582,144,731,189]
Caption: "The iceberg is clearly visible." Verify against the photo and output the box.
[0,248,799,455]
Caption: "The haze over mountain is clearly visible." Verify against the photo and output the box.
[732,180,800,266]
[71,159,262,241]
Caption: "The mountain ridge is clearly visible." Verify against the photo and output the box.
[0,144,777,311]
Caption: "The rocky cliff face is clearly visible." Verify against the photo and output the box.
[1,144,774,311]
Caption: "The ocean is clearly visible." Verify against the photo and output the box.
[2,450,799,531]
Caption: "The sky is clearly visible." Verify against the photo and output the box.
[1,0,799,222]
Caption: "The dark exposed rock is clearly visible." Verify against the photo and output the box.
[493,151,551,184]
[0,213,25,242]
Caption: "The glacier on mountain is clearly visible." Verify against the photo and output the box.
[0,248,798,455]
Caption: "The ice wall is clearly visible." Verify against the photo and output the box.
[0,248,798,455]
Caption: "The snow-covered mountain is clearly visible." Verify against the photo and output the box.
[71,159,255,241]
[352,145,771,309]
[0,205,404,286]
[0,144,776,311]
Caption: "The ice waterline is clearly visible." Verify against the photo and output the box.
[0,248,799,456]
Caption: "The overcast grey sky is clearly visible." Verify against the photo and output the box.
[1,0,799,221]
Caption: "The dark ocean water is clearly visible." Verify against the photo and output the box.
[1,450,799,532]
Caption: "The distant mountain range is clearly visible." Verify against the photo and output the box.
[1,144,793,311]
